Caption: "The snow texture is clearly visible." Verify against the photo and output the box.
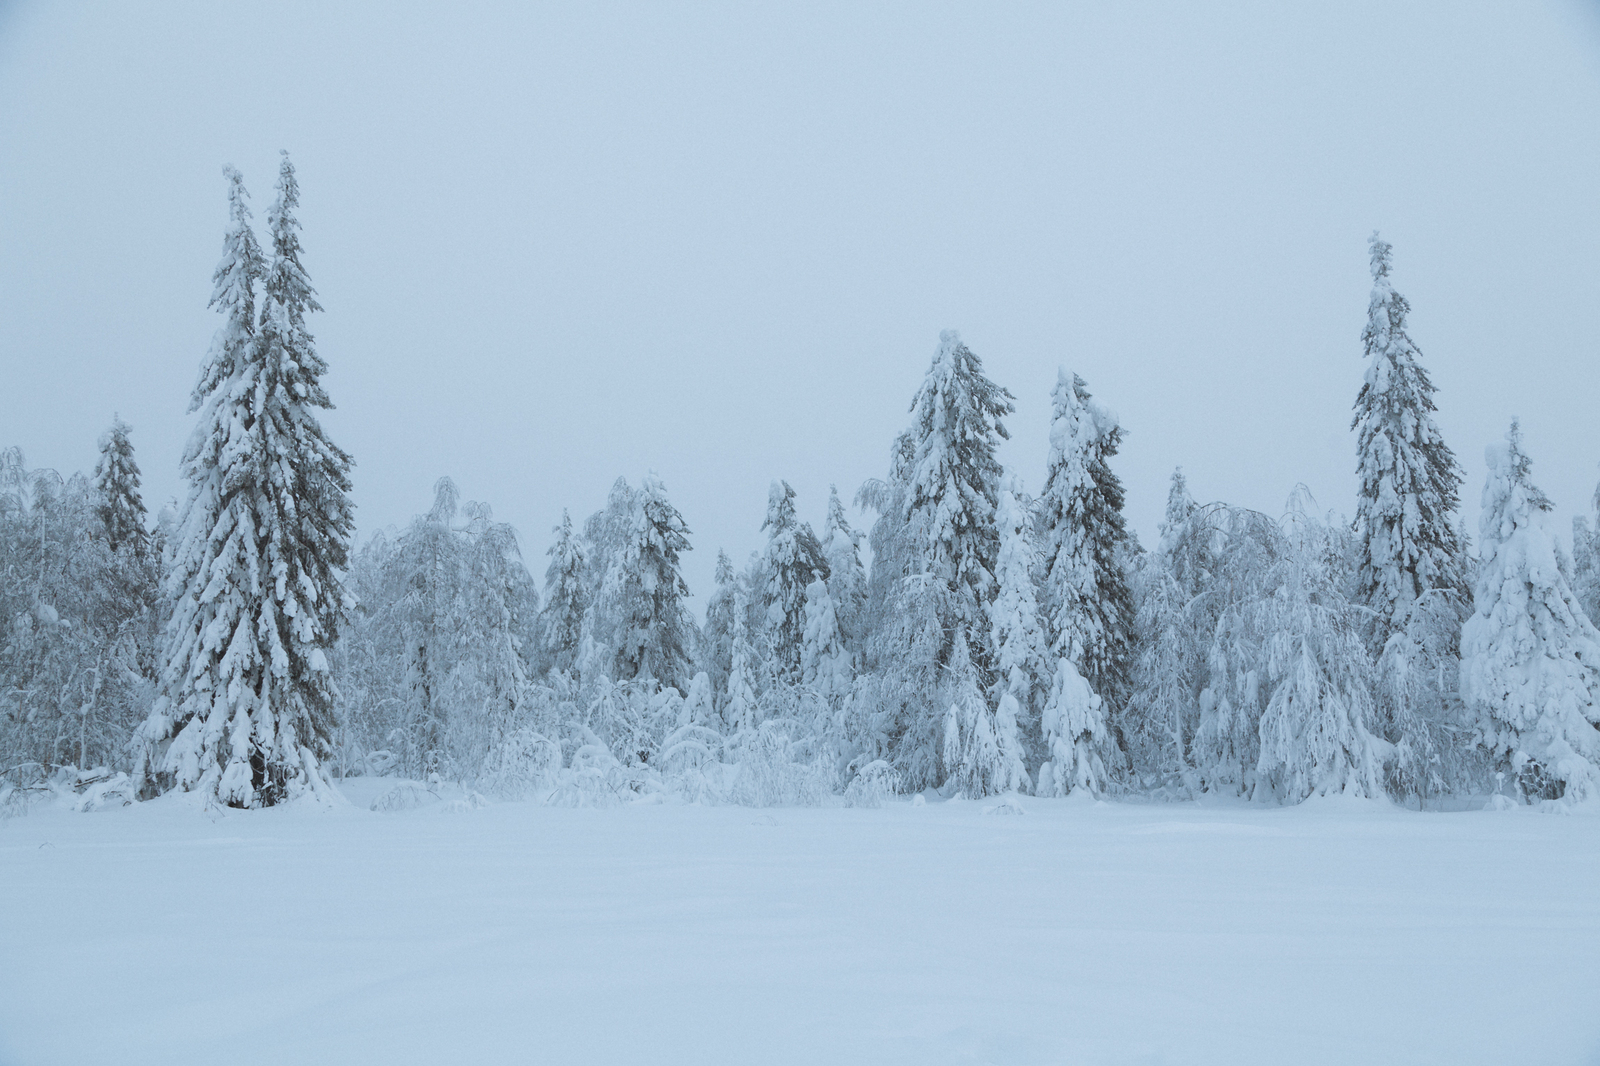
[3,788,1596,1066]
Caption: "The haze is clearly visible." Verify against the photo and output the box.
[3,1,1598,602]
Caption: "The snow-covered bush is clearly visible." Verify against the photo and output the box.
[728,720,835,807]
[843,759,900,808]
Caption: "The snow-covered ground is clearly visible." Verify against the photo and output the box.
[2,785,1596,1066]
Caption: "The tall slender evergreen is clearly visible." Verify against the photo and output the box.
[1037,369,1132,792]
[139,157,353,806]
[1352,234,1468,645]
[92,416,147,556]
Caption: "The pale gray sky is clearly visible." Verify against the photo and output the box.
[3,1,1599,605]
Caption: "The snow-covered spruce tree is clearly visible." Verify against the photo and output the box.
[1572,474,1600,627]
[575,477,642,685]
[139,159,353,806]
[724,584,759,737]
[1037,656,1110,798]
[698,549,739,701]
[800,577,851,699]
[1352,234,1469,645]
[1461,424,1600,801]
[760,480,829,683]
[989,478,1046,785]
[942,627,1025,797]
[91,415,163,669]
[1036,369,1129,794]
[92,416,148,557]
[1351,236,1475,801]
[868,330,1013,789]
[538,509,588,678]
[1252,500,1388,802]
[610,472,695,692]
[905,331,1014,660]
[822,484,867,661]
[389,478,463,776]
[1125,470,1214,779]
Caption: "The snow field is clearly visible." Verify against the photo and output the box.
[1,789,1597,1066]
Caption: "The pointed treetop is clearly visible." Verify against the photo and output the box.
[1488,419,1552,515]
[209,165,263,318]
[763,479,797,533]
[1368,230,1392,281]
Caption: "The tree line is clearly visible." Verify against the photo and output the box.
[5,162,1599,810]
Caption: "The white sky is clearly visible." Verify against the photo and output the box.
[3,1,1599,608]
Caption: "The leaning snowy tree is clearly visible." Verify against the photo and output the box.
[137,157,353,807]
[1460,423,1600,802]
[1351,235,1473,800]
[1036,369,1131,795]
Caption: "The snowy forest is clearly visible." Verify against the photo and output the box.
[5,156,1600,815]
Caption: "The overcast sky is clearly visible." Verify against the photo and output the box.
[3,1,1598,607]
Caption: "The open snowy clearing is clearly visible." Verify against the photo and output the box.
[2,787,1597,1066]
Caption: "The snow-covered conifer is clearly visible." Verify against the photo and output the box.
[942,628,1012,798]
[871,330,1012,788]
[1352,233,1468,647]
[989,478,1046,779]
[1126,470,1216,777]
[92,416,147,556]
[139,160,353,806]
[724,585,758,737]
[699,549,739,698]
[611,472,695,691]
[821,485,867,657]
[538,510,587,676]
[1573,474,1600,626]
[1461,424,1600,801]
[1038,657,1108,797]
[1036,369,1129,792]
[576,478,640,683]
[760,480,828,682]
[904,331,1013,662]
[800,578,851,699]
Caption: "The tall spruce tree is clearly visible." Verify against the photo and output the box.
[139,158,353,806]
[1460,423,1600,801]
[874,330,1013,788]
[699,549,739,699]
[990,478,1047,779]
[611,472,695,691]
[1036,369,1132,792]
[1126,470,1212,776]
[92,416,147,556]
[904,331,1014,668]
[538,510,588,677]
[821,485,867,660]
[760,480,828,683]
[1352,234,1468,646]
